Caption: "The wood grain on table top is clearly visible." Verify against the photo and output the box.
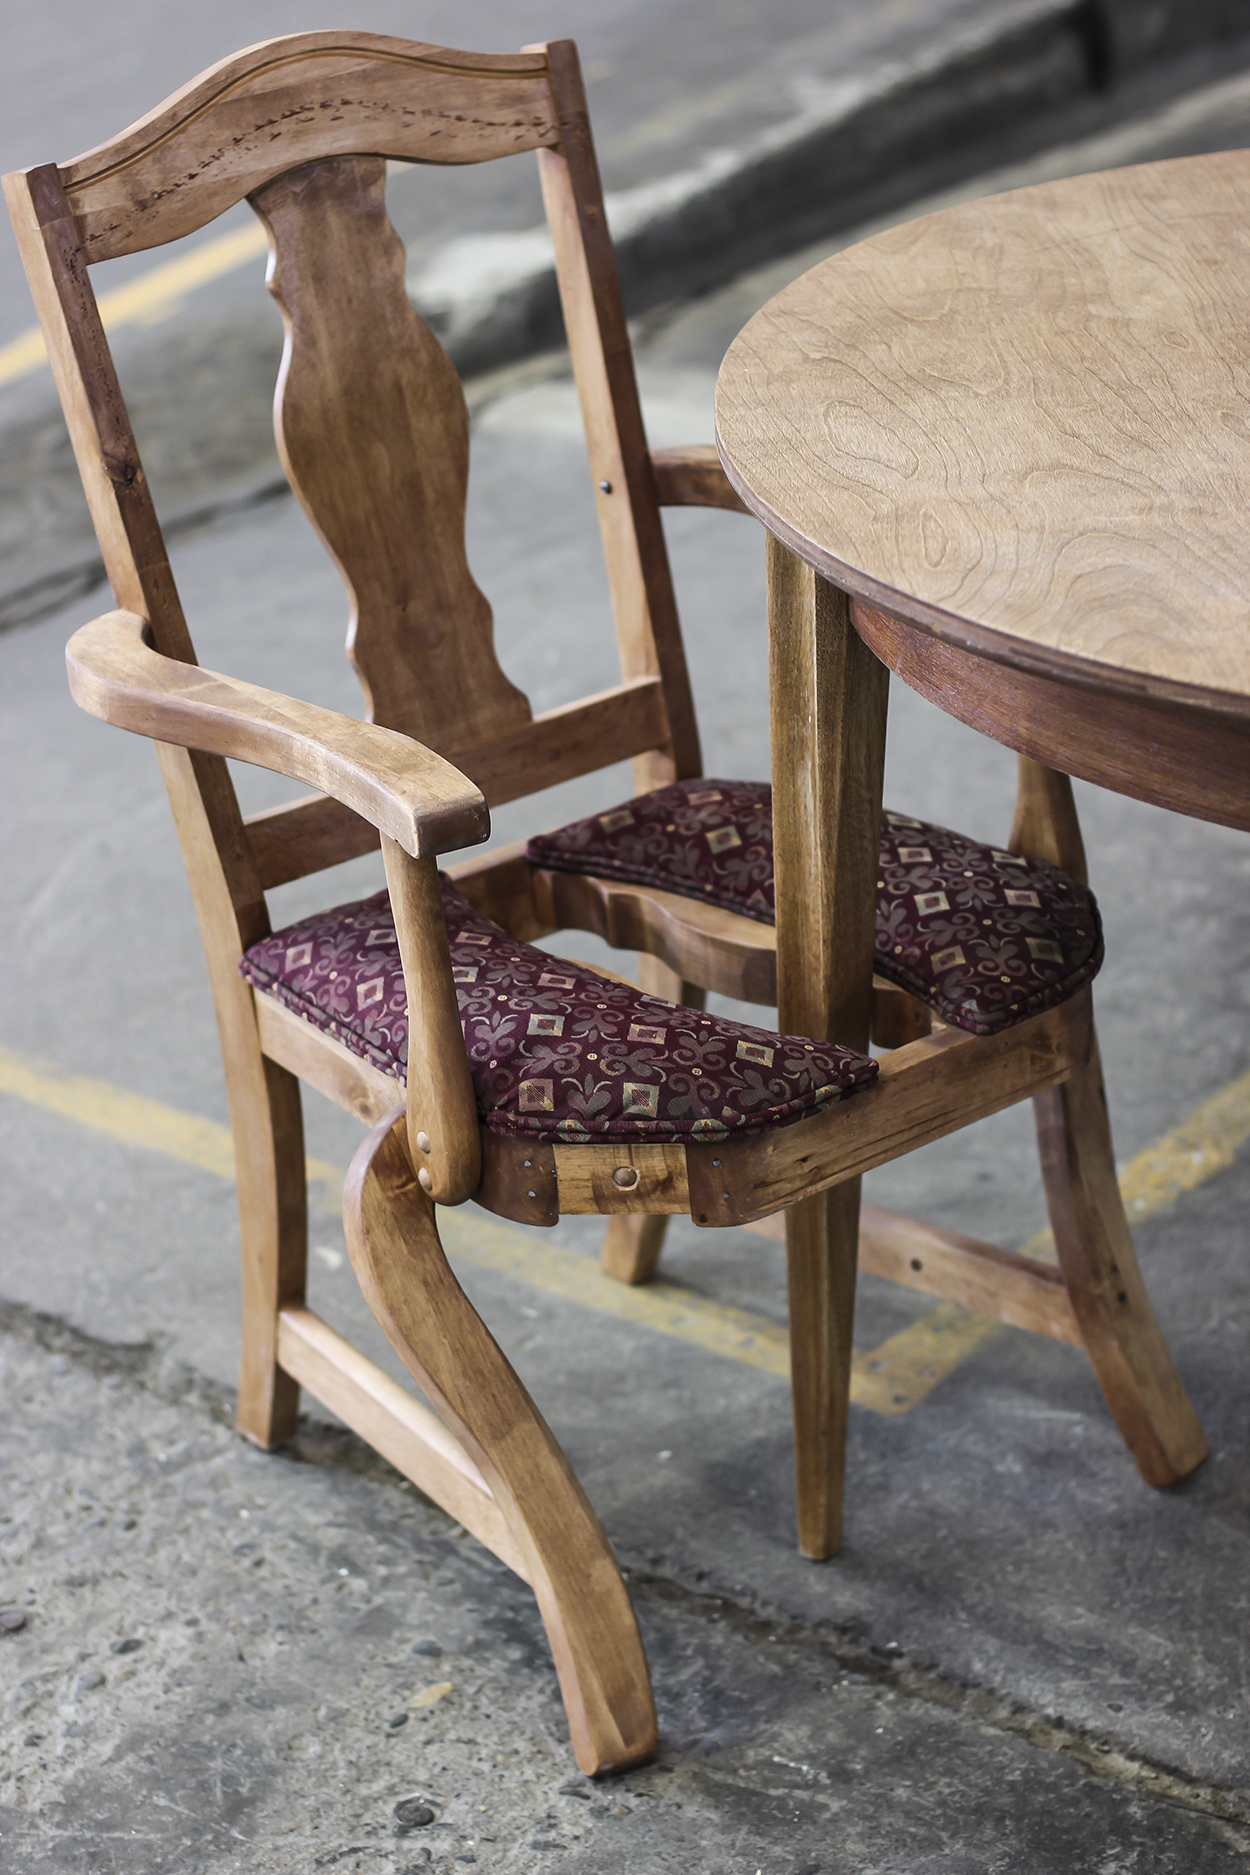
[715,151,1250,713]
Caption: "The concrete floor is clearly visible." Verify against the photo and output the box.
[4,1328,1248,1875]
[2,54,1250,1875]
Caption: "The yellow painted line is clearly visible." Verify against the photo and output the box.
[0,1044,340,1194]
[436,1210,992,1413]
[851,1305,1002,1415]
[0,327,53,387]
[3,1043,1247,1416]
[0,1041,925,1408]
[407,1680,454,1710]
[440,1207,793,1376]
[1018,1064,1250,1262]
[0,222,269,389]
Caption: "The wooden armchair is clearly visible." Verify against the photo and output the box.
[6,31,1205,1775]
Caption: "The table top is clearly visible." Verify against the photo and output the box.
[715,151,1250,724]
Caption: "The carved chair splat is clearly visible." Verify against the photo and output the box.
[253,152,533,751]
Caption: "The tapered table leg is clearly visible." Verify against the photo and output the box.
[767,539,889,1559]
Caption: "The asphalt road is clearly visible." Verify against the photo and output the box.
[0,0,1064,342]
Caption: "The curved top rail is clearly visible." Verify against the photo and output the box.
[54,32,560,262]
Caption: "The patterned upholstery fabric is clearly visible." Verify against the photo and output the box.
[526,780,1103,1037]
[530,778,778,922]
[239,878,878,1144]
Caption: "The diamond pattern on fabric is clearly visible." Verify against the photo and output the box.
[874,810,1101,1034]
[239,877,878,1144]
[529,778,778,923]
[526,779,1103,1037]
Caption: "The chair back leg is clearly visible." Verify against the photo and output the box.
[601,1214,670,1284]
[232,1054,308,1449]
[153,739,310,1454]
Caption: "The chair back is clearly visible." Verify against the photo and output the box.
[4,33,702,907]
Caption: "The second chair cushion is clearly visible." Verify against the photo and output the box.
[239,877,878,1145]
[525,779,1103,1037]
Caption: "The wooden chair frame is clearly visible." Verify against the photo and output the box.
[6,31,1206,1775]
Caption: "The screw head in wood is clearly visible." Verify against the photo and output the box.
[417,1167,433,1192]
[599,479,612,494]
[416,1131,431,1154]
[611,1165,640,1190]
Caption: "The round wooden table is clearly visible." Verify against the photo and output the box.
[711,153,1242,1554]
[715,150,1250,836]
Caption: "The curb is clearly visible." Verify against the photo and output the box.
[408,0,1241,376]
[415,0,1094,375]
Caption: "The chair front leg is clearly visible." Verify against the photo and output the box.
[785,1179,862,1558]
[233,1053,308,1448]
[346,1112,657,1775]
[769,543,889,1560]
[600,952,706,1284]
[382,839,481,1205]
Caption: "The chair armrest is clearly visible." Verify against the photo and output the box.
[650,445,752,514]
[66,609,489,860]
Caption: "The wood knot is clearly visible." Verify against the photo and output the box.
[102,456,138,489]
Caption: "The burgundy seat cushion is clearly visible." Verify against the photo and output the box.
[239,877,878,1145]
[525,779,1103,1037]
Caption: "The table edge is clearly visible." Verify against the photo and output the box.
[714,432,1250,728]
